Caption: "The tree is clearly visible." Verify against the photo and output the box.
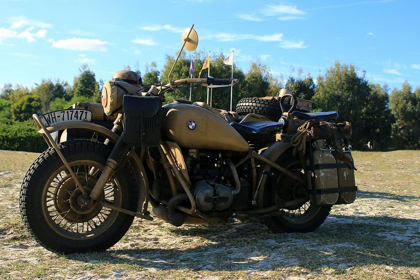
[389,81,420,149]
[1,83,13,100]
[3,84,30,105]
[359,83,393,149]
[11,94,42,121]
[243,61,270,98]
[313,61,372,149]
[267,75,283,97]
[32,79,69,111]
[285,71,316,100]
[142,62,160,91]
[0,99,11,118]
[73,64,99,102]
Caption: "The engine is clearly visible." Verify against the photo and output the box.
[185,149,235,212]
[192,181,233,211]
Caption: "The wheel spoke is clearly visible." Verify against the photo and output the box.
[41,160,122,239]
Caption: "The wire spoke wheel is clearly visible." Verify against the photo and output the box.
[20,140,138,254]
[43,160,121,240]
[263,149,332,233]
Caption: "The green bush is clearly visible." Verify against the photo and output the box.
[0,118,47,152]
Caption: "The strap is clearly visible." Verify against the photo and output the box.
[110,105,123,116]
[307,142,318,206]
[315,186,358,194]
[306,163,349,170]
[114,82,129,94]
[332,151,357,170]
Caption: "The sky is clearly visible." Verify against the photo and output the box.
[1,0,419,92]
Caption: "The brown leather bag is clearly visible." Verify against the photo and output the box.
[309,121,352,140]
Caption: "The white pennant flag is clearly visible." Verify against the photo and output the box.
[223,53,233,65]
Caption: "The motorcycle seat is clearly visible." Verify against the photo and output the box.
[291,111,338,122]
[230,121,283,136]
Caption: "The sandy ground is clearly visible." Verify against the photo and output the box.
[0,150,419,279]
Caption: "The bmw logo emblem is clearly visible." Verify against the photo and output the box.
[187,121,196,130]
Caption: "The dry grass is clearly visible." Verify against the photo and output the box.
[0,149,419,279]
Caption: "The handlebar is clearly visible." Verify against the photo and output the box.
[147,76,238,96]
[206,76,237,85]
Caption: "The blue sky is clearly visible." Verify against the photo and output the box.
[1,0,419,91]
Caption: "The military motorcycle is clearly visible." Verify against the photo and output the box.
[19,25,357,254]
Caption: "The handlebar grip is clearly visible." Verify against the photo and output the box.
[207,76,233,85]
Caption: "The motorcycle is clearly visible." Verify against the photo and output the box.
[19,25,357,254]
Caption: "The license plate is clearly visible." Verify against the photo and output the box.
[39,110,92,126]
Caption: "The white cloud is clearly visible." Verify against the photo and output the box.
[9,16,52,29]
[0,27,18,43]
[236,14,263,22]
[132,38,156,46]
[258,33,283,42]
[202,33,283,42]
[259,54,271,61]
[307,0,393,11]
[368,32,375,36]
[11,19,28,29]
[277,16,305,21]
[384,69,403,76]
[139,24,183,33]
[411,64,420,70]
[261,4,305,17]
[279,40,306,49]
[77,54,95,64]
[51,38,108,51]
[366,73,406,85]
[16,27,46,42]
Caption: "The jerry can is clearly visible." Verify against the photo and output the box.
[307,140,339,205]
[336,151,357,204]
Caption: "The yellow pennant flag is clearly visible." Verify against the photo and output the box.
[199,55,210,77]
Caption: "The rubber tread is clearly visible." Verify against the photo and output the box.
[262,149,332,233]
[19,140,138,254]
[235,97,282,121]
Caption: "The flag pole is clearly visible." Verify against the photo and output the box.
[209,51,213,106]
[206,51,210,104]
[189,55,193,101]
[230,50,234,111]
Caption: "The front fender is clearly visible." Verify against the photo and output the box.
[42,121,119,143]
[257,140,292,206]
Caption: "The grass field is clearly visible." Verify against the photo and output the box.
[0,149,419,279]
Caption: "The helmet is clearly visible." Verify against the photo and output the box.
[112,70,142,85]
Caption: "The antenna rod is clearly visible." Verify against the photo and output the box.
[167,24,195,85]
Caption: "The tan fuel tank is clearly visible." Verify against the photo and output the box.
[162,103,249,152]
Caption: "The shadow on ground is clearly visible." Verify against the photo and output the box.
[66,214,420,273]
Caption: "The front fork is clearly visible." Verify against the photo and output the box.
[33,113,152,220]
[90,135,130,200]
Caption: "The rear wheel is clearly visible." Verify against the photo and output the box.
[19,140,138,254]
[263,149,332,233]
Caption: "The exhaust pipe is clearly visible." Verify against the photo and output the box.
[151,194,188,227]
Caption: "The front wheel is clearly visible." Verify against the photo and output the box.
[263,149,332,233]
[19,140,138,254]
